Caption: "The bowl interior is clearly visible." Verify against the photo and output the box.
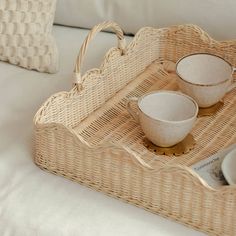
[177,54,232,85]
[139,91,197,122]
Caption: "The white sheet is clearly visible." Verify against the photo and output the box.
[0,25,205,236]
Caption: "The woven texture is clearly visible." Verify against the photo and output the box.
[0,0,58,73]
[34,22,236,235]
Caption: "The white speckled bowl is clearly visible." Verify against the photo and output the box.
[221,148,236,185]
[176,53,236,108]
[127,91,198,147]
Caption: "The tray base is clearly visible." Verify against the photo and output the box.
[74,60,236,169]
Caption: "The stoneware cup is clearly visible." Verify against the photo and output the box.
[127,91,198,147]
[176,53,236,108]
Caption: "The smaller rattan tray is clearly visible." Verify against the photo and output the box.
[34,22,236,236]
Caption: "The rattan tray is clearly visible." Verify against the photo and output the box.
[34,22,236,236]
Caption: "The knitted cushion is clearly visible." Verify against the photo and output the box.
[0,0,58,73]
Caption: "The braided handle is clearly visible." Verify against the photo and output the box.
[73,21,126,89]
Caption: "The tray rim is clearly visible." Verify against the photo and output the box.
[34,23,236,126]
[34,120,236,193]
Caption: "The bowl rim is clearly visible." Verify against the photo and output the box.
[137,90,199,123]
[176,53,233,87]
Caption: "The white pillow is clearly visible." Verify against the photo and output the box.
[0,0,58,73]
[54,0,236,40]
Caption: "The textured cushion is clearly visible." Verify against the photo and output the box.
[54,0,236,40]
[0,0,58,73]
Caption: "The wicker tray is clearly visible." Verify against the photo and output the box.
[34,22,236,236]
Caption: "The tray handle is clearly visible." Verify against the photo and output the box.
[73,21,126,89]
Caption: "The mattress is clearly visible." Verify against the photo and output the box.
[0,25,204,236]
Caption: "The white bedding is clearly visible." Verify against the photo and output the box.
[0,25,205,236]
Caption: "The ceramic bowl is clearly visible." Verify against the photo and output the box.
[176,53,236,108]
[221,148,236,185]
[127,91,198,147]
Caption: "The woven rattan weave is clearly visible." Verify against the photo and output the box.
[34,22,236,236]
